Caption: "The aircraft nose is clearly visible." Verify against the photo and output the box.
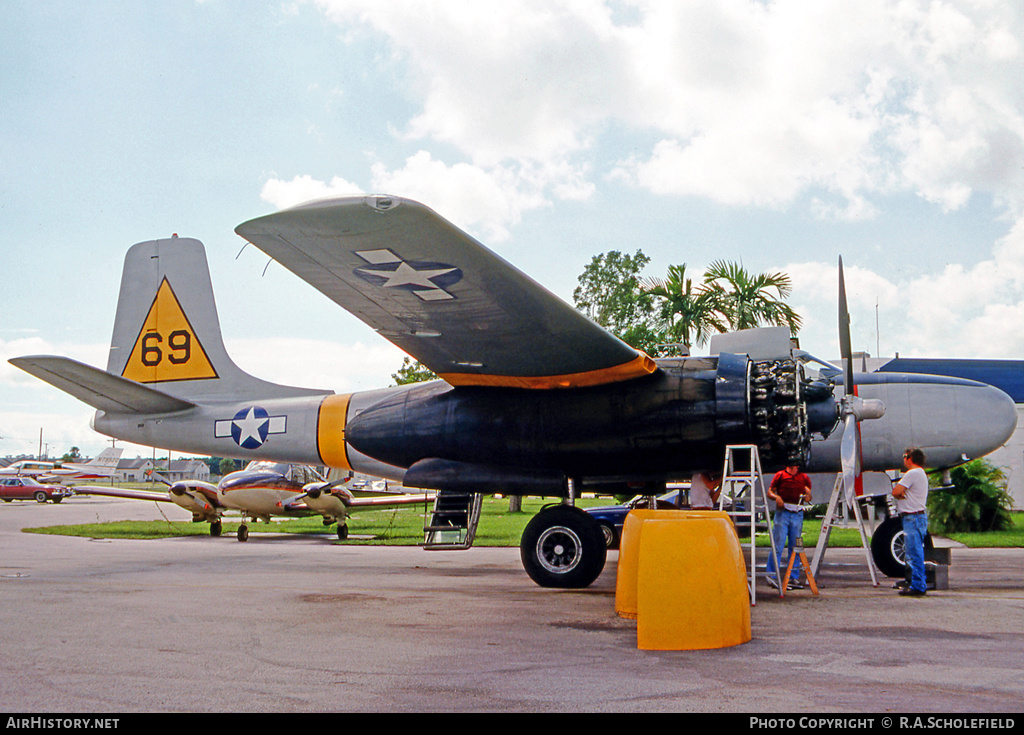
[957,382,1018,461]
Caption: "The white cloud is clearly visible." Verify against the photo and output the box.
[225,336,404,393]
[786,212,1024,359]
[309,0,1024,221]
[260,174,364,210]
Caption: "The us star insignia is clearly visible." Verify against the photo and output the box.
[353,249,462,301]
[214,407,287,450]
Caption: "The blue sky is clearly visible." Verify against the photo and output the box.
[3,0,1024,458]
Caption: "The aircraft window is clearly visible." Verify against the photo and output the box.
[794,351,842,380]
[247,461,290,475]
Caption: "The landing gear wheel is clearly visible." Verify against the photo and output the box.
[237,524,249,542]
[210,520,222,537]
[598,521,619,550]
[870,516,933,578]
[520,505,607,588]
[337,523,348,540]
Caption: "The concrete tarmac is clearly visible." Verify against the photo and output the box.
[1,496,1022,713]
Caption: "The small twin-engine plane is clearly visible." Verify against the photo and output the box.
[11,196,1018,587]
[0,447,123,483]
[76,461,433,541]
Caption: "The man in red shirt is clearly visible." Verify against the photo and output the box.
[765,464,812,590]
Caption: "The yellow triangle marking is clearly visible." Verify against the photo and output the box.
[121,278,218,383]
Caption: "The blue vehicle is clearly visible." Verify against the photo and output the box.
[585,490,682,549]
[585,489,751,549]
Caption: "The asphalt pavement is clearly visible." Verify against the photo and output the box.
[1,496,1022,713]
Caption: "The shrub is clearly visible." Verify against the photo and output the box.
[928,459,1014,534]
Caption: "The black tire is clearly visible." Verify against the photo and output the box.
[34,491,48,503]
[520,505,607,588]
[597,521,619,550]
[337,523,349,540]
[237,524,249,542]
[210,520,222,537]
[870,516,933,578]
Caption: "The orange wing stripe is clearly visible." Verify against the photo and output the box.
[438,353,657,390]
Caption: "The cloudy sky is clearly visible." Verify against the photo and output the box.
[3,0,1024,459]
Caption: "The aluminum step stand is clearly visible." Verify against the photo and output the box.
[808,474,879,586]
[423,490,483,551]
[717,444,779,605]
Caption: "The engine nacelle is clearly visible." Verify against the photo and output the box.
[168,481,218,520]
[301,482,349,520]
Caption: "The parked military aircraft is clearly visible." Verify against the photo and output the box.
[0,447,123,483]
[75,461,433,541]
[11,196,1017,587]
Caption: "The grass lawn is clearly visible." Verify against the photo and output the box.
[23,498,1024,549]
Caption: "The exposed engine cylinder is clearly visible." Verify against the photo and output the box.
[749,357,809,466]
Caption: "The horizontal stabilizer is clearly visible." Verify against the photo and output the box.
[9,356,196,415]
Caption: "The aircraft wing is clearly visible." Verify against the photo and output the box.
[72,485,171,503]
[235,196,657,389]
[345,491,435,509]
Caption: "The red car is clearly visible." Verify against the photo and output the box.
[0,477,73,503]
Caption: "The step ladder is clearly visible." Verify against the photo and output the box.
[423,490,483,550]
[808,474,878,586]
[717,444,778,605]
[780,537,819,597]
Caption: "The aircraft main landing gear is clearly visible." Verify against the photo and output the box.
[520,505,607,588]
[237,523,249,542]
[870,516,933,578]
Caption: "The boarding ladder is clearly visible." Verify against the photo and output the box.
[717,444,778,605]
[423,490,483,551]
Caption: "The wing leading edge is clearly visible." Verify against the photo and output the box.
[235,196,657,390]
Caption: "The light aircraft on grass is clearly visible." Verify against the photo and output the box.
[0,447,123,483]
[75,461,434,541]
[11,196,1017,587]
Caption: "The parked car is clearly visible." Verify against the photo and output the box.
[586,490,682,549]
[0,477,73,503]
[585,489,751,549]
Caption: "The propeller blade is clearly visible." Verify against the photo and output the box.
[839,257,855,397]
[839,412,859,505]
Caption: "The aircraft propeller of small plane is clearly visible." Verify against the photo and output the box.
[11,196,1017,587]
[75,461,433,541]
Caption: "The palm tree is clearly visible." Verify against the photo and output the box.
[701,260,802,335]
[641,264,724,350]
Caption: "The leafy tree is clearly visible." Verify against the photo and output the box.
[642,264,724,350]
[60,446,81,463]
[572,250,664,354]
[927,459,1014,533]
[219,457,239,476]
[392,356,438,386]
[701,260,802,335]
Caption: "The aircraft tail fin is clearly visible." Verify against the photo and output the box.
[103,236,326,405]
[85,446,124,469]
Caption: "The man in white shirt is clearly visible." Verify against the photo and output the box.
[892,447,929,597]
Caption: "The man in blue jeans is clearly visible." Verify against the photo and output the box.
[765,464,812,590]
[893,447,930,597]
